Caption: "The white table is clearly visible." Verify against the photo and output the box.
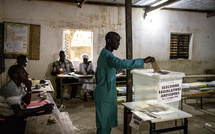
[31,80,54,93]
[122,102,192,134]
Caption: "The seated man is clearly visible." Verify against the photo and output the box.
[16,54,28,68]
[79,54,94,101]
[16,55,46,84]
[0,65,54,133]
[7,55,45,84]
[51,50,78,102]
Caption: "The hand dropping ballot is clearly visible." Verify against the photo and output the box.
[151,59,161,72]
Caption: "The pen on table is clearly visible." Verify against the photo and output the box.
[45,100,49,104]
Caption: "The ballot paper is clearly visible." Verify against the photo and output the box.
[132,110,161,121]
[151,60,169,75]
[151,60,161,72]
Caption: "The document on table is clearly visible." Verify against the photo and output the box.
[25,100,50,109]
[132,110,161,121]
[69,72,93,77]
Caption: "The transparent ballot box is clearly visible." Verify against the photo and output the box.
[131,69,185,115]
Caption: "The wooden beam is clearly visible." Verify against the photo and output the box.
[207,11,215,18]
[29,0,79,2]
[125,0,133,133]
[78,0,87,8]
[144,0,180,18]
[125,0,133,103]
[163,8,212,13]
[28,0,148,8]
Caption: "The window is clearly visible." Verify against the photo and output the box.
[63,30,93,61]
[170,33,191,59]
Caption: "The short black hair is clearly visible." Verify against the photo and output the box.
[17,55,27,63]
[105,31,120,41]
[8,65,24,80]
[59,51,65,55]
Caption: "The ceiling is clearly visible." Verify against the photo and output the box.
[30,0,215,18]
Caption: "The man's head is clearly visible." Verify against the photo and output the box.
[59,51,66,62]
[17,55,28,67]
[81,54,89,64]
[8,65,29,82]
[105,31,121,51]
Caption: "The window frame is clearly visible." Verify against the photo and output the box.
[170,33,192,60]
[62,29,93,61]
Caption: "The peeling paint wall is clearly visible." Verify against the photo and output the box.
[0,0,215,88]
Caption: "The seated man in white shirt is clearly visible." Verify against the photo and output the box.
[79,54,94,101]
[0,65,54,133]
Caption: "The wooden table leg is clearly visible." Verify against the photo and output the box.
[124,107,132,134]
[149,122,155,134]
[184,118,188,134]
[60,78,63,104]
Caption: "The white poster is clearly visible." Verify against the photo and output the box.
[4,23,29,54]
[4,42,15,52]
[157,80,182,103]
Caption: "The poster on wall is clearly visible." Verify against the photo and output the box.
[157,80,182,103]
[4,22,30,55]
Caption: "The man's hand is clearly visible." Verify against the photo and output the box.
[75,71,79,74]
[88,70,94,75]
[43,103,54,113]
[144,56,155,63]
[40,80,46,84]
[25,80,32,91]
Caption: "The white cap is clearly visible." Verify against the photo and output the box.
[81,54,89,60]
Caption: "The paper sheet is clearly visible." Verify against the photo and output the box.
[129,114,143,130]
[25,100,50,108]
[151,60,161,72]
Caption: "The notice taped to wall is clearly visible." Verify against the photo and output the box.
[157,80,182,103]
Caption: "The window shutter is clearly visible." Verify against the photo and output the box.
[170,34,190,59]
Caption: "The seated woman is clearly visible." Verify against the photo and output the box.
[79,54,94,101]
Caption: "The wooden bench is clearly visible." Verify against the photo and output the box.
[181,87,215,109]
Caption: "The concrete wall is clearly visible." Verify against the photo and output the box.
[0,0,215,88]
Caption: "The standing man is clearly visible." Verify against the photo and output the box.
[94,31,155,134]
[0,65,54,133]
[51,51,78,102]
